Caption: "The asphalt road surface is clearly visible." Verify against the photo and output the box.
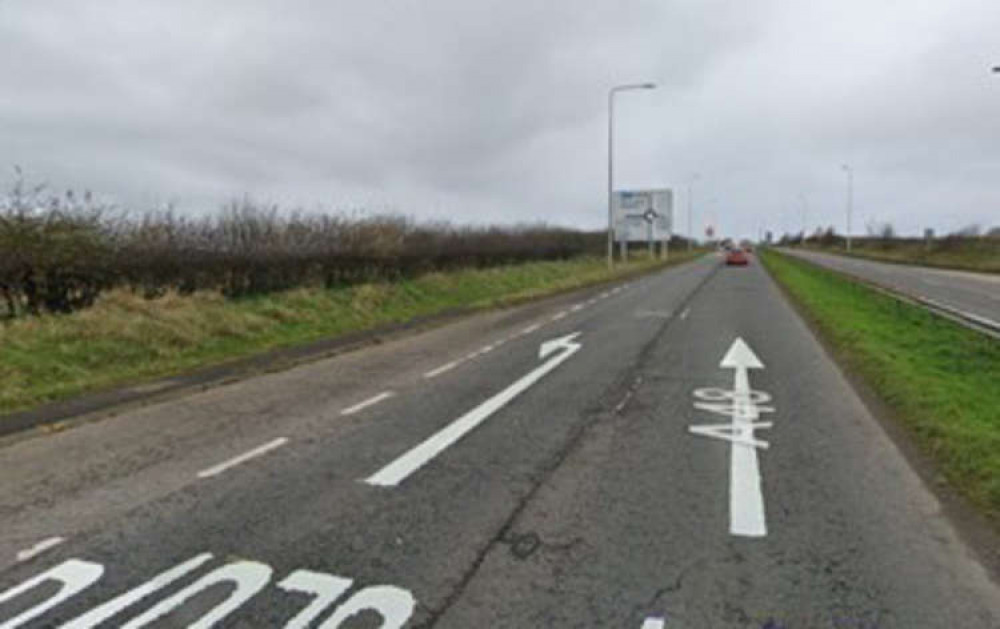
[1,254,998,628]
[782,249,1000,331]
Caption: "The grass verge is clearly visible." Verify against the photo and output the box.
[0,252,700,417]
[798,241,1000,274]
[761,249,1000,520]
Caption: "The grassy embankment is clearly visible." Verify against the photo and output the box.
[0,252,700,417]
[799,238,1000,273]
[762,250,1000,520]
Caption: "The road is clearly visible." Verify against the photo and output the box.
[782,249,1000,332]
[1,254,998,628]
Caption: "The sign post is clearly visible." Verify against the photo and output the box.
[613,189,673,262]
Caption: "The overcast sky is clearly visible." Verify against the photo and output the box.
[2,0,998,239]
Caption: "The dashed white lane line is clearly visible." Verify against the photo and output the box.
[641,618,665,629]
[551,311,568,321]
[599,291,610,299]
[424,360,461,379]
[16,537,65,563]
[680,307,690,320]
[197,437,289,479]
[570,303,585,312]
[520,323,542,335]
[341,391,396,416]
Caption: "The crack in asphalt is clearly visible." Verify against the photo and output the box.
[415,262,722,628]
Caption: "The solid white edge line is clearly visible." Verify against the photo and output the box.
[197,437,289,479]
[424,360,461,379]
[16,537,65,563]
[551,311,567,321]
[341,391,396,415]
[520,323,542,335]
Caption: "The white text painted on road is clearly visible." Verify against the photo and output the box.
[364,332,584,487]
[0,560,103,629]
[197,437,289,479]
[341,391,395,416]
[687,338,772,537]
[1,555,415,629]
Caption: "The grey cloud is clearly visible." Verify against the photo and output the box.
[0,0,997,238]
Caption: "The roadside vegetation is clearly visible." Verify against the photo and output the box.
[761,249,1000,520]
[0,253,697,416]
[0,175,608,319]
[0,174,701,416]
[777,223,1000,274]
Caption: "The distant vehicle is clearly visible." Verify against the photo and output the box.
[726,248,749,266]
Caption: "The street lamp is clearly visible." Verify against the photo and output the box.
[608,82,657,269]
[687,173,700,251]
[841,164,854,252]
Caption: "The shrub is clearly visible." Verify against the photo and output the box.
[0,176,604,317]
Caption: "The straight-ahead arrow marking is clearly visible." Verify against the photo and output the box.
[722,337,767,537]
[364,332,583,487]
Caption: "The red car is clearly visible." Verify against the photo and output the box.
[726,248,749,266]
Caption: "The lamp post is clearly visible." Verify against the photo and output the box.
[687,173,700,251]
[608,82,657,269]
[841,164,853,252]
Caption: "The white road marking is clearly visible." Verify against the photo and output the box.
[687,338,770,537]
[599,291,610,299]
[520,323,542,335]
[679,307,690,320]
[364,332,584,487]
[119,561,272,628]
[319,585,416,628]
[7,555,418,629]
[424,360,461,379]
[479,344,495,353]
[0,559,104,629]
[197,438,289,479]
[277,570,353,629]
[63,554,214,628]
[641,618,665,629]
[586,298,598,306]
[16,537,65,563]
[551,311,568,321]
[341,391,395,416]
[570,303,585,312]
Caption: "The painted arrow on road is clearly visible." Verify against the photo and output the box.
[364,332,583,487]
[688,337,771,537]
